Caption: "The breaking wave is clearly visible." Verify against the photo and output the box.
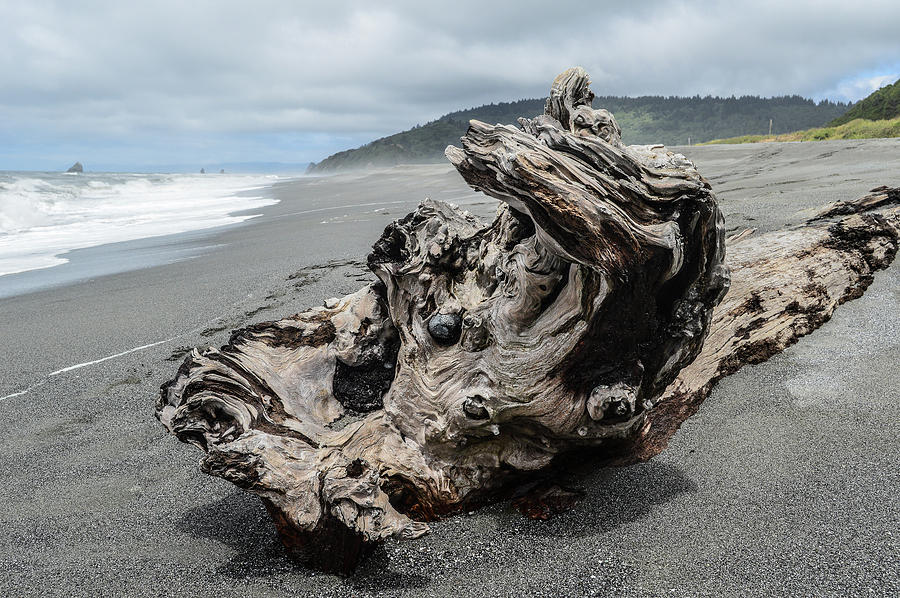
[0,171,280,277]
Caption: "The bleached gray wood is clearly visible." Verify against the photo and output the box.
[156,68,900,572]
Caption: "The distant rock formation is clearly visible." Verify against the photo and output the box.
[66,162,83,173]
[219,169,225,174]
[200,168,206,174]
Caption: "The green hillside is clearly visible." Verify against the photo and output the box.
[828,78,900,126]
[701,116,900,144]
[308,95,849,172]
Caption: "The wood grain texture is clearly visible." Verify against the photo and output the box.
[155,68,900,572]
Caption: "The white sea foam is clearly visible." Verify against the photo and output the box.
[0,172,280,277]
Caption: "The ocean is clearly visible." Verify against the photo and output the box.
[0,171,280,280]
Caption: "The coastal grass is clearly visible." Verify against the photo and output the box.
[701,116,900,145]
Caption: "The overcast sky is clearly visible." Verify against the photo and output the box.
[1,0,898,171]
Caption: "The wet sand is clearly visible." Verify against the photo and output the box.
[0,139,898,597]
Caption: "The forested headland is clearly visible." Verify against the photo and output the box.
[309,95,849,172]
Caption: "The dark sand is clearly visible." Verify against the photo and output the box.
[1,139,898,597]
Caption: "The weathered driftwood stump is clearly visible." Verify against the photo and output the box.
[156,68,900,572]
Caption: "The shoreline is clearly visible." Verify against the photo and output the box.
[0,175,289,300]
[5,137,897,301]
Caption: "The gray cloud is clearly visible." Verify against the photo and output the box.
[1,0,898,167]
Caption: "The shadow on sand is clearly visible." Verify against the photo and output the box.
[177,490,430,589]
[492,459,698,539]
[177,490,300,579]
[177,458,695,585]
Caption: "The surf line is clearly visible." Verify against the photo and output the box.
[0,304,252,403]
[49,337,180,376]
[0,335,182,403]
[0,380,47,403]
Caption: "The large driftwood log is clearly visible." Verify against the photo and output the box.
[156,68,900,572]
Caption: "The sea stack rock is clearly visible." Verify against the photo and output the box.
[66,162,83,173]
[200,168,206,174]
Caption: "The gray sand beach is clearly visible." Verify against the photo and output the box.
[1,139,898,597]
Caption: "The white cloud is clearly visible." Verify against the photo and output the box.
[0,0,898,166]
[818,73,899,103]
